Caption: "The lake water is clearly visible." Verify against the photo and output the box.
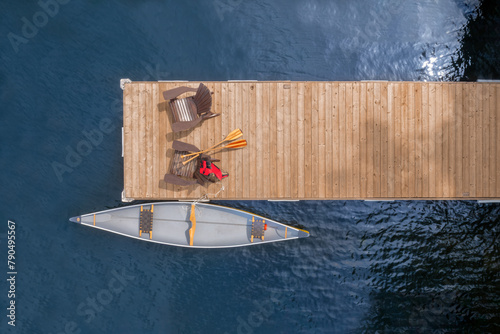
[1,0,499,333]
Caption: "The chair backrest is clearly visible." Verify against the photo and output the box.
[193,83,212,116]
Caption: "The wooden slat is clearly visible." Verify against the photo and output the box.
[414,83,422,197]
[277,83,286,198]
[436,83,444,197]
[470,83,477,198]
[421,83,429,198]
[269,83,278,198]
[401,83,410,197]
[428,83,436,197]
[481,84,488,197]
[331,82,340,197]
[311,83,319,198]
[387,83,395,197]
[454,84,463,197]
[373,83,381,197]
[475,84,483,197]
[352,83,360,197]
[496,84,500,195]
[490,85,497,197]
[297,82,305,198]
[462,84,471,197]
[222,82,233,197]
[304,82,312,198]
[227,83,237,198]
[366,82,375,197]
[445,84,454,197]
[290,82,299,198]
[255,83,263,197]
[123,85,133,197]
[408,82,416,197]
[262,83,271,198]
[283,83,292,198]
[345,83,353,198]
[393,83,402,197]
[380,82,389,197]
[324,82,333,198]
[235,84,244,199]
[338,83,346,198]
[213,82,223,196]
[318,82,326,198]
[135,83,143,198]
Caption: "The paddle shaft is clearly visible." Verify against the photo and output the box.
[181,129,242,158]
[182,141,247,165]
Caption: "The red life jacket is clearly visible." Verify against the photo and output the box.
[199,160,228,180]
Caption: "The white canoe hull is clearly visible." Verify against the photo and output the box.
[70,202,309,248]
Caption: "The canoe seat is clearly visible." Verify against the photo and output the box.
[251,216,266,242]
[139,206,153,239]
[164,83,219,132]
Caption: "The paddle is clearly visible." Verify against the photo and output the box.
[181,129,243,159]
[182,139,247,165]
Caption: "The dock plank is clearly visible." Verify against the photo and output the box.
[324,82,333,198]
[304,82,313,198]
[331,83,340,197]
[365,83,374,197]
[496,84,500,195]
[454,84,463,198]
[297,82,305,198]
[380,82,389,197]
[373,83,381,197]
[414,83,422,197]
[490,85,497,197]
[387,83,395,197]
[290,82,299,198]
[359,82,367,198]
[338,83,347,198]
[352,83,361,197]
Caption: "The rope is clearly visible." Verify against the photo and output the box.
[193,179,227,205]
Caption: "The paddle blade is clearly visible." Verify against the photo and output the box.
[225,139,247,149]
[226,128,243,141]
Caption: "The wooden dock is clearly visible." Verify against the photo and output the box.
[122,81,499,200]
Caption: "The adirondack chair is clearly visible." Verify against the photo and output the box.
[164,141,227,186]
[163,83,219,132]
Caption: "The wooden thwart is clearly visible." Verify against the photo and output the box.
[189,204,196,246]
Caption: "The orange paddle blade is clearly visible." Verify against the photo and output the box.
[225,139,247,149]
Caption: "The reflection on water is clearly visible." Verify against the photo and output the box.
[360,201,499,332]
[451,0,500,80]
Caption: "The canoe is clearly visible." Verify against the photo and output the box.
[69,202,309,248]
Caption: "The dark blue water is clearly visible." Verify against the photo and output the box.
[1,0,499,333]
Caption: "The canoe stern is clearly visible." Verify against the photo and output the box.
[69,216,82,224]
[298,229,309,238]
